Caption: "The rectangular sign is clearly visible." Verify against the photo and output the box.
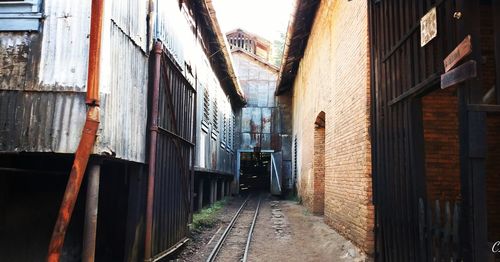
[443,35,472,72]
[441,60,477,89]
[421,7,437,47]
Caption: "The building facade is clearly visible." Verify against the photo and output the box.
[276,0,374,255]
[227,29,293,195]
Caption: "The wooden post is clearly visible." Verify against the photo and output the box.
[198,178,204,210]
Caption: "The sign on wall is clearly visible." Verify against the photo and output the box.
[421,7,437,47]
[443,35,472,72]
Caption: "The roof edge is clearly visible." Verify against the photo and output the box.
[193,0,246,106]
[275,0,321,96]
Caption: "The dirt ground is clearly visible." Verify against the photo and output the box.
[174,194,369,262]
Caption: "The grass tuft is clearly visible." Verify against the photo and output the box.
[190,198,230,231]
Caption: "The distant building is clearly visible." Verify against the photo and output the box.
[227,29,293,195]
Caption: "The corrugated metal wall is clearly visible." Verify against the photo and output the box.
[0,0,149,163]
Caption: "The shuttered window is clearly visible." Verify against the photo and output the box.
[0,0,43,31]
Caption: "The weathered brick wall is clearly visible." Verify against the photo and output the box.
[422,86,461,202]
[291,0,373,254]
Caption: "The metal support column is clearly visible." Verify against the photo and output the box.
[214,179,218,202]
[219,180,225,199]
[209,179,215,205]
[82,162,101,262]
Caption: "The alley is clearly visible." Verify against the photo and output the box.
[177,195,367,262]
[0,0,499,261]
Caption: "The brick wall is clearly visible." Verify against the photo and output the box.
[422,86,461,202]
[291,0,373,254]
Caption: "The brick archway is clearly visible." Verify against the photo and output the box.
[313,111,325,214]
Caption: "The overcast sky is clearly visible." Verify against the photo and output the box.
[212,0,295,42]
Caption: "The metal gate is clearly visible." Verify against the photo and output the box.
[370,0,500,260]
[270,151,282,195]
[145,42,196,261]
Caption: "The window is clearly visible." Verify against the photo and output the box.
[0,0,43,31]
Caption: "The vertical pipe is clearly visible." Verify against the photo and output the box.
[145,42,163,261]
[47,0,103,259]
[82,162,101,262]
[198,178,204,211]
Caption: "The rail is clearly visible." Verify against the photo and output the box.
[206,195,261,262]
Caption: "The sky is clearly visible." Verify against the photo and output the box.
[212,0,295,43]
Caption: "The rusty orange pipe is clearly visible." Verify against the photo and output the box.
[47,0,104,261]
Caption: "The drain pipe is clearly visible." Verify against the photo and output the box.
[144,42,163,262]
[47,0,104,261]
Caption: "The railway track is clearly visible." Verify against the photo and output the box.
[206,195,261,262]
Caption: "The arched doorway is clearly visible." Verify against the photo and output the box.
[313,111,325,214]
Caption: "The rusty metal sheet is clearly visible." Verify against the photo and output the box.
[0,33,37,91]
[262,108,272,133]
[0,91,86,153]
[250,107,262,133]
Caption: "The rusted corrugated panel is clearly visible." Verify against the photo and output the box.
[110,0,147,51]
[0,33,38,91]
[97,23,148,163]
[38,0,91,91]
[0,91,86,153]
[250,107,262,133]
